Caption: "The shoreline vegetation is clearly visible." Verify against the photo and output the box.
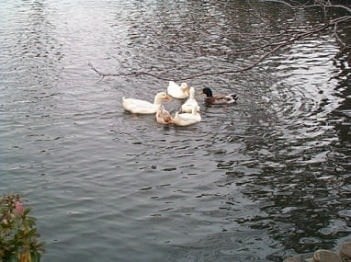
[284,241,351,261]
[0,194,44,262]
[283,243,351,262]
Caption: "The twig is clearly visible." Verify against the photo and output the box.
[259,0,297,9]
[88,63,176,81]
[89,4,350,82]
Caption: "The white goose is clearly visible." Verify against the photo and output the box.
[167,81,190,99]
[122,92,172,114]
[172,105,201,126]
[181,86,200,113]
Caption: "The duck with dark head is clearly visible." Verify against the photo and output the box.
[202,87,238,105]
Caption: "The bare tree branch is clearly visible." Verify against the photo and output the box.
[259,0,296,9]
[89,1,351,81]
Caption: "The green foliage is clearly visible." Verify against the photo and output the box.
[0,194,44,262]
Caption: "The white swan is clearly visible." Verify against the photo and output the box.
[181,86,200,113]
[122,92,172,114]
[155,105,173,124]
[172,105,201,126]
[167,81,190,99]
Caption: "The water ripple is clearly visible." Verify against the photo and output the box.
[0,1,350,261]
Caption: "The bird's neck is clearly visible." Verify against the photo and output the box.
[154,98,162,105]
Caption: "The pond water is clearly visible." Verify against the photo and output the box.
[0,0,350,261]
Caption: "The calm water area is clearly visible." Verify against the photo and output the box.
[0,0,350,261]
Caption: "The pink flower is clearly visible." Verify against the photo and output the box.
[14,201,25,216]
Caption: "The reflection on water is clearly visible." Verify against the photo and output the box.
[0,0,350,261]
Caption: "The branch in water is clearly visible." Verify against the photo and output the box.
[89,13,350,82]
[88,63,175,81]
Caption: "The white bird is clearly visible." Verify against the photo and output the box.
[172,105,201,126]
[181,86,200,113]
[122,92,172,114]
[167,81,190,99]
[155,105,173,124]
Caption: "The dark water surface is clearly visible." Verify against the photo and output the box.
[1,0,350,261]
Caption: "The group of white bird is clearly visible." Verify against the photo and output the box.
[122,81,238,126]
